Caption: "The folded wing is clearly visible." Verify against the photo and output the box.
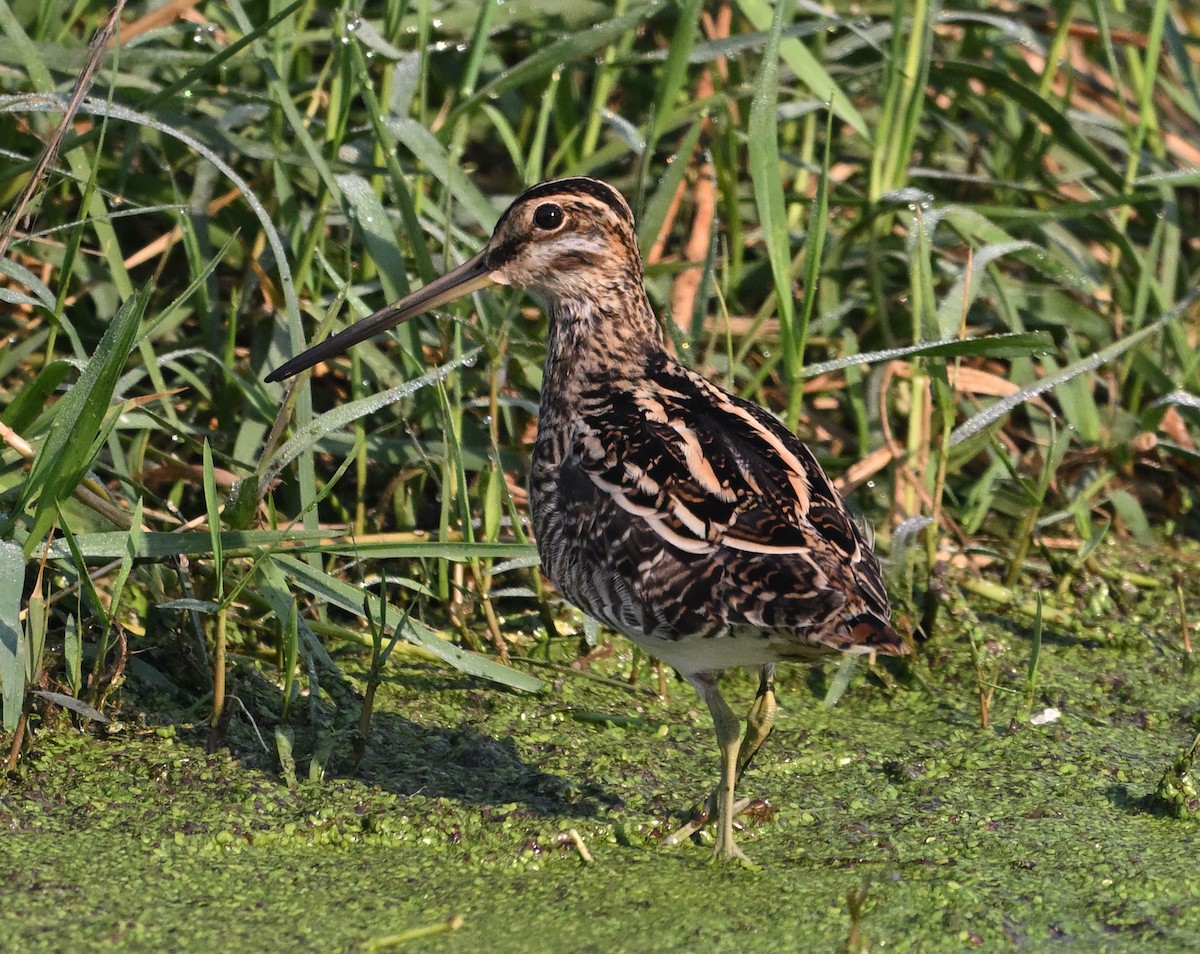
[572,359,900,654]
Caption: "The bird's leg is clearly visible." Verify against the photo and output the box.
[664,673,749,862]
[700,675,747,862]
[666,666,776,849]
[736,665,777,781]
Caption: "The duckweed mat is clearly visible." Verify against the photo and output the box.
[5,566,1200,953]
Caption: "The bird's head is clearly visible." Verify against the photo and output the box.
[265,177,643,383]
[482,177,640,298]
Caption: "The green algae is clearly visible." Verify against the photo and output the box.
[1154,732,1200,820]
[2,544,1199,952]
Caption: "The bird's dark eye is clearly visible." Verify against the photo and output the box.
[533,203,564,230]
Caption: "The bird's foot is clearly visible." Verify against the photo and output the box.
[712,829,759,869]
[663,794,755,847]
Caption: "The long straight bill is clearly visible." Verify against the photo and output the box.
[265,249,495,383]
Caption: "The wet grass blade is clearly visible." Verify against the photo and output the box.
[801,331,1054,379]
[735,0,869,138]
[950,301,1195,446]
[794,105,834,430]
[259,349,482,491]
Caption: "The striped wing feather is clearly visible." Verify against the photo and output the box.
[572,359,901,654]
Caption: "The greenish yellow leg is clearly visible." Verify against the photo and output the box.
[737,665,777,780]
[665,666,776,853]
[696,674,747,862]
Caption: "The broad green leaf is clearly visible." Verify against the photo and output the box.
[335,173,412,302]
[1108,489,1153,545]
[24,591,45,681]
[64,614,81,696]
[14,285,148,554]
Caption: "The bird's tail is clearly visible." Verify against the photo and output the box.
[846,612,909,655]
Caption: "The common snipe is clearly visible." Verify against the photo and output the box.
[267,177,908,861]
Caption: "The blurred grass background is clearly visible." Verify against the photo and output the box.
[0,0,1197,756]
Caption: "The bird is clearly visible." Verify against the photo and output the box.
[266,176,908,862]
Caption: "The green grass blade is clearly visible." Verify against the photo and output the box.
[950,303,1193,447]
[0,257,56,311]
[272,554,543,693]
[63,613,81,697]
[735,0,869,139]
[255,555,337,674]
[939,60,1125,191]
[335,173,411,303]
[747,0,798,428]
[793,107,834,423]
[637,118,704,259]
[649,0,701,146]
[202,442,223,596]
[105,499,144,625]
[0,541,24,730]
[449,2,666,125]
[47,530,535,563]
[0,361,72,432]
[281,598,299,721]
[375,117,497,231]
[801,331,1054,379]
[11,285,148,554]
[260,348,482,490]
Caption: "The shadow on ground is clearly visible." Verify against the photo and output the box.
[353,709,619,817]
[207,658,619,820]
